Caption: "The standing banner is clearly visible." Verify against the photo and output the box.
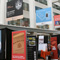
[27,36,36,60]
[54,15,60,28]
[51,37,58,59]
[6,0,23,21]
[12,30,26,60]
[36,7,52,25]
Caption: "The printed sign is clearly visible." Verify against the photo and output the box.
[38,36,44,44]
[51,37,58,59]
[38,44,47,51]
[36,7,52,25]
[6,0,23,21]
[12,30,26,60]
[54,15,60,28]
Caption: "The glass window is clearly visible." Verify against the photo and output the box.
[35,6,42,10]
[52,3,60,10]
[8,18,30,27]
[8,0,12,2]
[23,2,29,11]
[35,0,47,5]
[53,12,59,15]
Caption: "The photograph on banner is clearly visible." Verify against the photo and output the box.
[6,0,23,22]
[36,7,52,25]
[54,15,60,28]
[12,30,26,60]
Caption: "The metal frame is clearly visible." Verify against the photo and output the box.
[0,24,60,34]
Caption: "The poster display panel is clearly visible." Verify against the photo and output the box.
[12,30,26,60]
[51,37,58,59]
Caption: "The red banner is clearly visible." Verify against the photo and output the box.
[12,30,26,60]
[51,37,58,59]
[54,15,60,26]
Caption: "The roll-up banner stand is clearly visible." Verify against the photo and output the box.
[51,37,58,60]
[6,0,23,22]
[27,36,37,60]
[6,29,27,60]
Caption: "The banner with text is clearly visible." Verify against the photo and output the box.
[6,0,23,22]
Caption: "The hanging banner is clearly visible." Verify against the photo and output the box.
[54,15,60,28]
[36,7,52,25]
[27,36,36,60]
[12,30,26,60]
[6,0,23,21]
[51,37,58,59]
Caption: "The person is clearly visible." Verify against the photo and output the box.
[58,43,60,58]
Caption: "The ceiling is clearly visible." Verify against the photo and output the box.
[52,0,60,6]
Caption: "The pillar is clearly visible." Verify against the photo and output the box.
[0,0,6,24]
[29,0,36,28]
[47,0,55,30]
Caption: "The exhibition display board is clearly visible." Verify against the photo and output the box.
[0,25,60,60]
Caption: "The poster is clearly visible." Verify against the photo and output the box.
[38,36,44,44]
[12,30,26,60]
[51,37,58,59]
[6,0,23,21]
[36,7,52,25]
[54,15,60,28]
[38,44,47,51]
[0,30,1,53]
[27,36,36,60]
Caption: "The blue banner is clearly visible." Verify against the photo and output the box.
[36,7,52,24]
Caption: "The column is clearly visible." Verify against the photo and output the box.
[47,0,55,30]
[29,0,36,28]
[0,0,6,24]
